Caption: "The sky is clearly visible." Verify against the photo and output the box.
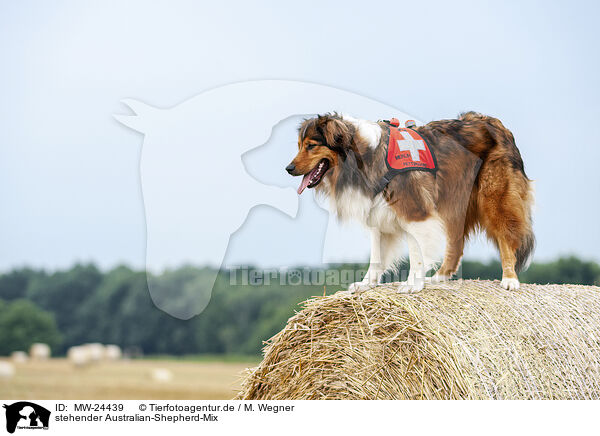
[1,0,599,272]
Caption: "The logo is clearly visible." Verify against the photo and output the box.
[2,402,50,434]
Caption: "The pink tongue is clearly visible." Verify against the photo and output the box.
[297,173,312,195]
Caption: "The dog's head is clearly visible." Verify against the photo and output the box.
[286,114,352,194]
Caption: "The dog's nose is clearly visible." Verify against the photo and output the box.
[285,163,296,175]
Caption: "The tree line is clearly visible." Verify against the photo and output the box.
[0,256,598,357]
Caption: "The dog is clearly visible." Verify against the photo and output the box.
[286,112,535,293]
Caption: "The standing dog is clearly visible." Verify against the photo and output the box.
[286,112,534,292]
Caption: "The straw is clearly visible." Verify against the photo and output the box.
[236,280,600,400]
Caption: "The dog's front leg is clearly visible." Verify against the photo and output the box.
[347,227,383,293]
[398,218,445,293]
[345,229,402,294]
[398,234,427,293]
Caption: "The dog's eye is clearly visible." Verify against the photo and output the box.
[306,144,317,151]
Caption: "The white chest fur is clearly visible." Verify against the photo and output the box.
[329,186,401,234]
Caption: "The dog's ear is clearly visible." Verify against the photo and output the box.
[317,114,351,149]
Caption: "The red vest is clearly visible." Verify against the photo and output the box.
[386,123,436,172]
[374,119,437,195]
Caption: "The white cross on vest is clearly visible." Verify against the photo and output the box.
[397,131,425,161]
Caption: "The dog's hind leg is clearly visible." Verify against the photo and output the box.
[480,185,529,291]
[398,217,445,293]
[433,232,465,282]
[497,236,520,290]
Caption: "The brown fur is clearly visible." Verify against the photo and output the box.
[289,112,535,282]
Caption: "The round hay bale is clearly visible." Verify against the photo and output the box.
[0,361,15,378]
[237,280,600,400]
[67,346,92,367]
[84,343,105,362]
[29,343,51,360]
[11,351,28,363]
[104,345,123,361]
[151,368,173,383]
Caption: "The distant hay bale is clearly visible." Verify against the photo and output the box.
[67,346,92,367]
[11,351,28,363]
[237,280,600,400]
[84,343,105,362]
[68,343,116,367]
[29,343,51,360]
[104,345,123,361]
[0,361,15,378]
[151,368,173,383]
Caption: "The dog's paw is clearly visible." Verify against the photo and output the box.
[346,281,375,294]
[397,280,425,294]
[428,273,450,284]
[501,277,520,291]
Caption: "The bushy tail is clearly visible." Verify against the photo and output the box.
[458,111,528,178]
[516,181,536,273]
[458,112,535,272]
[515,227,535,272]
